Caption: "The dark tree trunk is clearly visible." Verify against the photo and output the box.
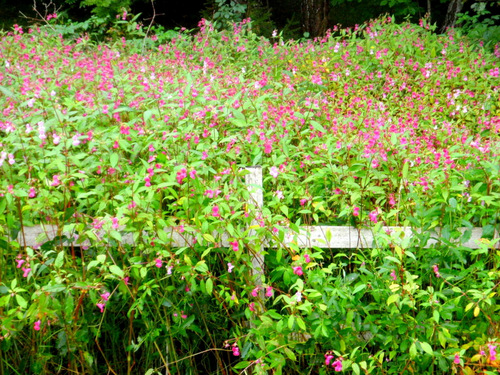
[440,0,463,33]
[301,0,328,38]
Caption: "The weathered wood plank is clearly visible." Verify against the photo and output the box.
[12,166,497,251]
[15,225,495,249]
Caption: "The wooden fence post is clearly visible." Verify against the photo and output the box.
[244,166,265,294]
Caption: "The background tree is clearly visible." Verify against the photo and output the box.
[441,0,464,32]
[301,0,329,37]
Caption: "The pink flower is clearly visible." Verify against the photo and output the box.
[369,210,378,223]
[28,187,36,198]
[232,345,240,356]
[388,194,396,207]
[353,206,360,217]
[325,354,334,366]
[112,217,119,229]
[249,302,256,312]
[304,254,311,263]
[189,169,197,179]
[229,240,239,251]
[295,291,302,302]
[488,344,497,361]
[16,259,25,268]
[212,205,220,218]
[176,168,187,184]
[155,258,162,268]
[22,267,31,278]
[453,353,460,364]
[269,166,279,178]
[96,302,105,313]
[100,292,110,301]
[265,286,273,297]
[275,190,284,200]
[432,264,440,278]
[390,270,397,281]
[92,219,103,230]
[51,175,61,186]
[33,320,41,331]
[293,266,303,276]
[251,287,259,297]
[227,262,235,273]
[332,359,343,372]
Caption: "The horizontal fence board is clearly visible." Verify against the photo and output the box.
[15,225,496,249]
[10,168,498,251]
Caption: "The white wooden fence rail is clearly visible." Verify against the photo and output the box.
[14,167,496,250]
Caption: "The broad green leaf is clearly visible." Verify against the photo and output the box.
[55,251,64,268]
[110,153,119,168]
[109,265,124,278]
[206,278,213,295]
[387,294,399,305]
[284,347,296,361]
[15,294,27,309]
[203,233,215,243]
[420,341,433,356]
[409,342,417,358]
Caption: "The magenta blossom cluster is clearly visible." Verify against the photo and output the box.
[325,353,343,371]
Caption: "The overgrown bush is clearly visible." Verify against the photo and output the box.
[0,15,499,374]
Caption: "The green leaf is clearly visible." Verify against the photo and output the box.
[345,310,354,327]
[110,153,119,168]
[206,278,213,295]
[409,342,417,358]
[296,316,306,330]
[352,363,360,375]
[233,361,251,369]
[448,197,457,209]
[15,294,27,309]
[387,294,399,305]
[284,347,297,361]
[203,233,215,243]
[432,310,440,323]
[110,230,122,242]
[267,310,282,320]
[438,331,446,348]
[402,161,409,180]
[195,261,208,273]
[109,265,124,278]
[420,341,434,356]
[55,251,65,268]
[87,260,99,271]
[0,85,17,99]
[310,120,326,133]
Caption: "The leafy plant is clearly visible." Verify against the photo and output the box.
[456,1,500,49]
[0,14,499,375]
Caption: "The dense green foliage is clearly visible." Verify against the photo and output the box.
[0,14,499,375]
[2,0,499,44]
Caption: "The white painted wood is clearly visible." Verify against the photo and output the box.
[16,225,495,249]
[244,166,265,291]
[13,167,497,251]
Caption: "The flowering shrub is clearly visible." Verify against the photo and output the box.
[0,15,499,374]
